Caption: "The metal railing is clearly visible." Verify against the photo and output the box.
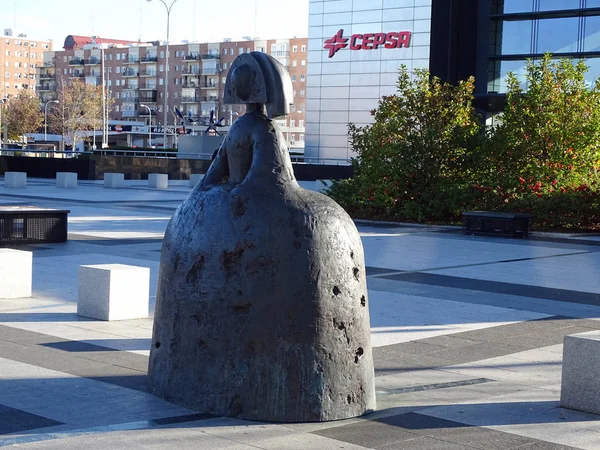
[69,58,85,65]
[141,56,158,63]
[180,96,199,102]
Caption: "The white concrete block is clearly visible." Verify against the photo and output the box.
[5,172,27,188]
[56,172,78,188]
[561,332,600,414]
[104,173,125,188]
[189,173,205,187]
[0,249,32,298]
[77,264,150,321]
[148,173,168,189]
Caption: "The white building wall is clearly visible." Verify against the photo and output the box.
[305,0,432,161]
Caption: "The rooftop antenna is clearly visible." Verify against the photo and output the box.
[91,12,95,35]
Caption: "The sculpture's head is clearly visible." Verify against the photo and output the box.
[224,52,294,119]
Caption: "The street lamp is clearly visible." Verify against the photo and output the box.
[0,99,4,150]
[147,0,179,149]
[44,100,59,142]
[141,104,152,147]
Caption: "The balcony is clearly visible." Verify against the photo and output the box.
[38,72,54,80]
[125,57,140,64]
[36,84,55,92]
[271,51,289,58]
[122,110,137,117]
[123,69,139,77]
[180,96,199,103]
[200,81,219,89]
[201,96,218,102]
[121,96,139,103]
[201,68,219,75]
[139,91,158,102]
[70,72,85,78]
[69,58,85,65]
[201,54,220,60]
[183,70,200,76]
[140,71,157,77]
[36,60,56,68]
[183,54,200,61]
[181,81,199,88]
[140,55,158,63]
[139,85,157,90]
[85,57,101,65]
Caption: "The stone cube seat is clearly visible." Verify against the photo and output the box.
[189,174,204,187]
[77,264,150,321]
[0,249,32,298]
[148,173,168,189]
[104,173,125,188]
[56,172,78,188]
[561,331,600,414]
[5,172,27,188]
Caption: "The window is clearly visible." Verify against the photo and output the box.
[4,50,9,56]
[290,134,296,143]
[160,51,165,58]
[301,60,306,66]
[291,104,296,112]
[116,67,120,73]
[159,78,163,85]
[290,120,295,127]
[301,45,306,52]
[291,75,296,82]
[223,48,227,55]
[222,77,226,84]
[246,48,250,53]
[299,134,304,141]
[160,64,164,72]
[115,105,120,112]
[292,45,298,52]
[109,54,113,60]
[175,78,179,85]
[230,48,234,55]
[116,79,120,86]
[115,92,120,98]
[122,53,126,60]
[292,60,297,67]
[300,74,305,82]
[4,72,9,78]
[299,120,304,127]
[239,47,244,55]
[300,90,305,97]
[223,62,227,70]
[116,53,121,60]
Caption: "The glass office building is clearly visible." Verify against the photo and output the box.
[306,0,600,160]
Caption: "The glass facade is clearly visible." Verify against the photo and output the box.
[487,0,600,93]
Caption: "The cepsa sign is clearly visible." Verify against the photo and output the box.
[324,29,411,58]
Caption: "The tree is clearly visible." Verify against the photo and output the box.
[48,78,104,150]
[327,66,482,221]
[484,55,600,198]
[3,90,43,140]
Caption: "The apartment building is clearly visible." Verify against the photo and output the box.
[0,29,52,99]
[38,35,308,152]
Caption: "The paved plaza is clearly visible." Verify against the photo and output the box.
[0,177,600,449]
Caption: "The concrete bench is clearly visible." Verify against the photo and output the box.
[104,173,125,188]
[77,264,150,321]
[148,173,168,189]
[189,174,204,187]
[5,172,27,188]
[0,249,32,298]
[561,332,600,414]
[462,211,530,238]
[56,172,78,188]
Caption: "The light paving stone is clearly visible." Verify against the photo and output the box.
[561,331,600,414]
[0,249,32,298]
[148,174,168,189]
[4,171,27,188]
[56,172,78,188]
[77,264,149,321]
[104,173,125,188]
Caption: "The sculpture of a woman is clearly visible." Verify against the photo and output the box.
[148,52,375,422]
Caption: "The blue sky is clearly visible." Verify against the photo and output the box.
[0,0,309,49]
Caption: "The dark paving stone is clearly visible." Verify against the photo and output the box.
[313,418,420,448]
[378,435,477,449]
[381,378,492,395]
[152,413,215,425]
[313,412,538,450]
[374,354,452,374]
[0,404,62,435]
[381,272,600,306]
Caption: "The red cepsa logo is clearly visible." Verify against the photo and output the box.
[324,29,411,58]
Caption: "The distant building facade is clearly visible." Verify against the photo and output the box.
[0,29,52,99]
[38,35,308,153]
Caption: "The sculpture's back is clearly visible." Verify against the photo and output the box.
[148,52,376,422]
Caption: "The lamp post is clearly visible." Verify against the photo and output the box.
[147,0,179,149]
[44,100,59,142]
[0,99,4,150]
[141,104,152,147]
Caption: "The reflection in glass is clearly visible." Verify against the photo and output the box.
[488,60,529,93]
[537,17,579,53]
[586,0,600,8]
[584,16,600,51]
[491,0,535,14]
[497,20,533,55]
[538,0,581,11]
[584,58,600,86]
